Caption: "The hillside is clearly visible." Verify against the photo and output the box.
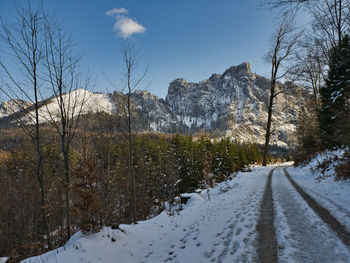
[0,62,307,147]
[21,155,350,263]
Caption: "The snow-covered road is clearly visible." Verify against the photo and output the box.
[23,164,350,263]
[273,167,350,262]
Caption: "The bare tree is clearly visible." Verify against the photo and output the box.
[0,2,52,249]
[261,0,315,10]
[262,14,302,166]
[311,0,350,48]
[262,0,350,51]
[293,37,327,113]
[43,17,89,240]
[118,39,147,223]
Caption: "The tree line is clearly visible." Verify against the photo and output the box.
[4,0,350,260]
[0,127,264,261]
[260,0,350,179]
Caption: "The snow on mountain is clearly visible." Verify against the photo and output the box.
[0,89,115,124]
[165,62,305,146]
[0,99,32,118]
[131,89,178,132]
[27,89,115,123]
[0,62,307,146]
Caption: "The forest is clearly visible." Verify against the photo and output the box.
[1,0,350,262]
[0,123,264,260]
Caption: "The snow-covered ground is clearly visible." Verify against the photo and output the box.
[272,150,350,262]
[21,154,350,263]
[273,167,350,262]
[287,150,350,233]
[23,166,273,263]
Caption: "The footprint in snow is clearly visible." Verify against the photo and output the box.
[216,231,223,237]
[235,227,242,236]
[180,238,188,244]
[164,256,173,262]
[203,248,216,258]
[230,241,240,255]
[243,237,250,246]
[244,223,253,229]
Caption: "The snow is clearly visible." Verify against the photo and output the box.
[21,153,350,263]
[178,193,205,207]
[0,258,8,263]
[273,167,350,262]
[286,150,350,232]
[0,62,303,147]
[23,166,274,263]
[0,100,32,118]
[271,150,350,262]
[24,89,115,124]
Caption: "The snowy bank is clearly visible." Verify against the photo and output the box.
[22,166,274,263]
[287,150,350,232]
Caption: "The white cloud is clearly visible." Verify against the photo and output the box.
[106,7,128,16]
[114,16,145,38]
[106,7,146,38]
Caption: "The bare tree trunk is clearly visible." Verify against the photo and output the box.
[118,39,147,223]
[262,13,301,166]
[127,90,136,222]
[43,17,88,240]
[0,3,52,249]
[263,81,276,166]
[62,136,71,239]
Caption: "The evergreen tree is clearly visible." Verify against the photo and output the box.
[319,35,350,148]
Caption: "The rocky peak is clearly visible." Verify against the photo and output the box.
[0,62,306,147]
[167,78,193,98]
[170,78,188,87]
[222,62,253,79]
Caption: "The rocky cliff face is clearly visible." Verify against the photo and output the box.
[0,62,306,147]
[136,62,304,147]
[131,90,178,132]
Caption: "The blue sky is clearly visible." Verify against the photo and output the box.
[0,0,280,98]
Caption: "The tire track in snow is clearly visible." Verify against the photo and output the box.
[284,168,350,249]
[307,189,350,218]
[256,168,278,263]
[273,168,350,262]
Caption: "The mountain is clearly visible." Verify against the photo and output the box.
[0,99,33,118]
[131,62,305,147]
[0,62,306,147]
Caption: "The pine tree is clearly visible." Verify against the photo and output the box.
[319,35,350,148]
